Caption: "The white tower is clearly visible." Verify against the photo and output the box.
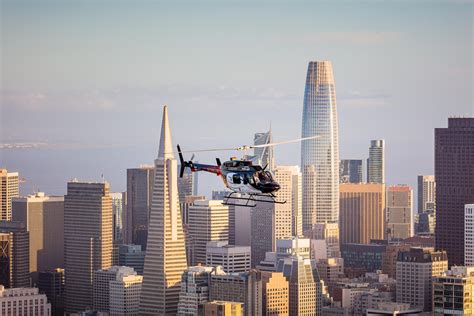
[139,105,188,315]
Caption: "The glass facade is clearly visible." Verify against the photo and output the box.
[301,61,339,231]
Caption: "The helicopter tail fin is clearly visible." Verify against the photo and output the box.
[177,145,186,178]
[216,158,221,166]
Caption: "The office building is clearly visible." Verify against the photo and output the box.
[340,183,385,244]
[209,270,262,316]
[0,169,19,221]
[417,211,436,235]
[139,106,188,315]
[93,266,137,313]
[308,222,340,259]
[396,247,448,312]
[275,165,303,237]
[38,269,64,316]
[111,192,125,242]
[366,302,423,315]
[0,286,51,315]
[251,165,301,266]
[316,257,344,286]
[177,265,215,315]
[277,256,317,316]
[118,244,145,275]
[0,221,29,288]
[204,301,243,316]
[301,60,340,231]
[386,185,413,240]
[417,175,435,214]
[367,140,385,184]
[254,130,275,172]
[12,192,64,282]
[256,238,311,272]
[188,200,229,265]
[206,241,251,273]
[435,117,474,266]
[261,271,289,316]
[109,269,142,316]
[339,159,363,183]
[341,242,387,273]
[178,165,196,204]
[433,266,474,315]
[465,204,474,265]
[64,181,113,313]
[381,244,411,279]
[180,195,206,266]
[125,165,154,249]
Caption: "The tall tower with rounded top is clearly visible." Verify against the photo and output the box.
[301,61,339,232]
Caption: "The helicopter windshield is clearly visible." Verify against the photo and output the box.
[256,171,274,184]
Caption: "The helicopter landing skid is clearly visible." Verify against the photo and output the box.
[222,192,286,208]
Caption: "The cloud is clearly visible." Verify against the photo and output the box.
[1,86,300,113]
[338,90,390,108]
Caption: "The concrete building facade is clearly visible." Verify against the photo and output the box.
[63,181,113,314]
[339,183,385,244]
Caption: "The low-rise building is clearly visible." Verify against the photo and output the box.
[396,248,448,312]
[0,286,51,316]
[204,301,243,316]
[206,241,251,273]
[433,266,474,315]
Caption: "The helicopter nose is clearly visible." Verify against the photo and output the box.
[270,182,280,192]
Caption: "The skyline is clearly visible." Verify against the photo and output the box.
[1,1,473,198]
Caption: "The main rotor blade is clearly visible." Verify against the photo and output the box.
[250,135,322,149]
[165,135,321,154]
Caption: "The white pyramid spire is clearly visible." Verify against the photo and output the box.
[157,105,174,159]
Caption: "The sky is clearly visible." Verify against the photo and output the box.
[1,0,473,201]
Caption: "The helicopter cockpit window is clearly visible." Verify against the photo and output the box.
[257,171,273,183]
[232,174,241,184]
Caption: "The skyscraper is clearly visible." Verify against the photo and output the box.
[0,221,29,288]
[12,192,64,282]
[254,130,275,172]
[301,60,339,231]
[251,166,302,267]
[339,160,363,183]
[63,181,113,314]
[0,169,19,221]
[125,165,155,249]
[464,204,474,265]
[367,140,385,184]
[274,166,303,237]
[339,183,385,244]
[38,269,64,316]
[396,248,448,312]
[417,175,435,214]
[139,105,188,315]
[435,118,474,266]
[187,200,229,265]
[276,256,317,315]
[111,192,125,242]
[177,265,214,315]
[386,185,413,240]
[178,166,196,204]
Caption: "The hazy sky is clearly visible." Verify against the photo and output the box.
[1,0,473,198]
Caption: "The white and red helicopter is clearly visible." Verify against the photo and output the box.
[177,135,320,207]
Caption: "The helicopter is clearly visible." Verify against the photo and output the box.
[177,135,320,207]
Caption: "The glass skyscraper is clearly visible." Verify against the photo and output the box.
[301,61,339,232]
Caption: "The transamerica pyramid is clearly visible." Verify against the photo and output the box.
[139,105,188,315]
